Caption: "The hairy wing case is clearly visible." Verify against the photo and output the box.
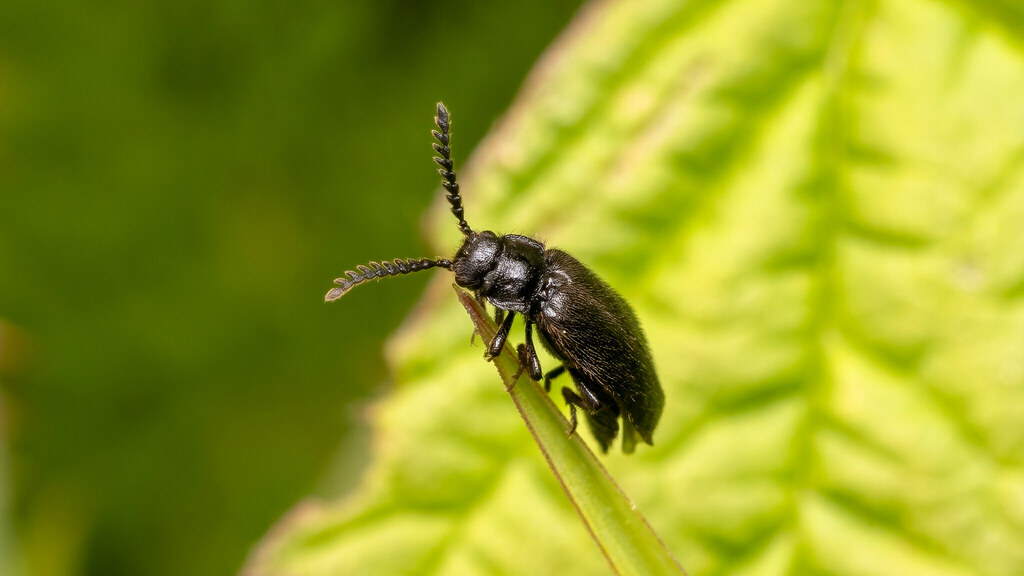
[534,249,663,442]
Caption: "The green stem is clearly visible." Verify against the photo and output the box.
[455,287,686,576]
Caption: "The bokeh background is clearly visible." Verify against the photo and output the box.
[0,2,585,575]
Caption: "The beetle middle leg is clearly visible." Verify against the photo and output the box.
[517,320,543,381]
[511,321,543,389]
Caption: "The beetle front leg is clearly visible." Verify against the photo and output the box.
[486,311,516,359]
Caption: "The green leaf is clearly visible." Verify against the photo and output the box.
[248,0,1024,575]
[0,320,24,576]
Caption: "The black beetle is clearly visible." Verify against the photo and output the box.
[325,103,664,453]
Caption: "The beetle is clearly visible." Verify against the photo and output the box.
[325,102,664,453]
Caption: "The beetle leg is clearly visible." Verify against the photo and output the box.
[512,344,527,384]
[518,320,543,381]
[486,311,516,359]
[562,375,619,452]
[543,365,566,393]
[561,387,585,437]
[562,381,614,440]
[494,307,505,325]
[509,343,535,390]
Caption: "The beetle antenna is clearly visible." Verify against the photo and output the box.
[432,102,472,236]
[325,257,453,302]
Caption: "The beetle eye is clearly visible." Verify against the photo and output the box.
[453,232,499,288]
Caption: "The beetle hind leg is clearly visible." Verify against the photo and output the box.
[583,404,620,454]
[561,370,621,453]
[560,383,620,453]
[543,365,566,392]
[561,387,584,437]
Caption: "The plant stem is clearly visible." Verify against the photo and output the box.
[455,287,686,576]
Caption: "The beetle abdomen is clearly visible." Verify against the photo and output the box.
[534,249,664,449]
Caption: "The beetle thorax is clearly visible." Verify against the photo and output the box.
[453,231,547,314]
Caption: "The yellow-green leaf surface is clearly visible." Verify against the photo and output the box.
[249,0,1024,575]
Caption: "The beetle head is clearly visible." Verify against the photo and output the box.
[453,231,500,290]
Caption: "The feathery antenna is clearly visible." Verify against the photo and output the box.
[433,102,472,236]
[324,258,452,302]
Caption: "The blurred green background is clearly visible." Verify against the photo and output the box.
[0,2,585,575]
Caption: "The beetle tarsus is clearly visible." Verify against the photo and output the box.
[562,387,583,437]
